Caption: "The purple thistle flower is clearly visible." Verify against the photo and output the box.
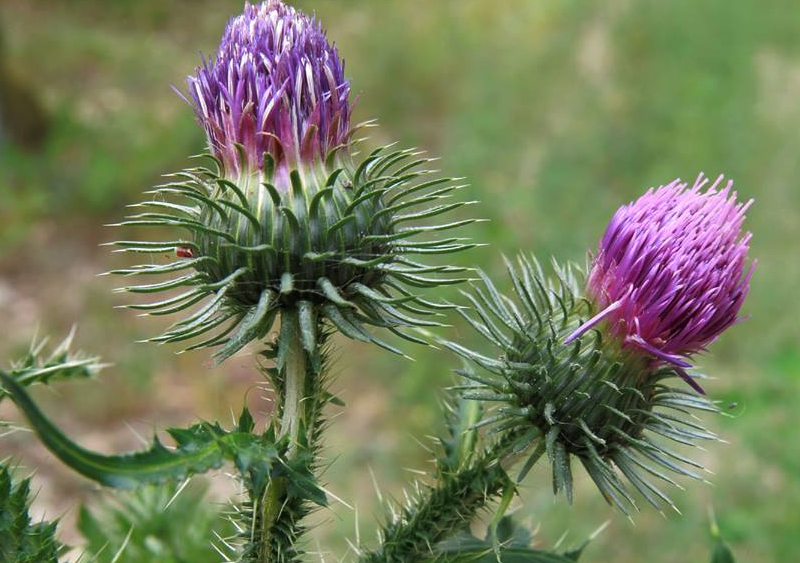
[117,0,473,358]
[565,173,755,393]
[186,0,351,177]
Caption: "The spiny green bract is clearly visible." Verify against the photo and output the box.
[110,132,477,361]
[445,254,719,514]
[0,464,64,563]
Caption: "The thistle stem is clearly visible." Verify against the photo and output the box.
[255,309,321,563]
[362,432,522,563]
[278,325,307,456]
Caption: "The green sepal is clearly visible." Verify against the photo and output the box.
[448,254,720,512]
[114,142,477,359]
[297,300,321,372]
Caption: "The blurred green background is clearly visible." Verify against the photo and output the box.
[1,0,798,561]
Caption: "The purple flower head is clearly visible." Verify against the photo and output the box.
[566,173,755,393]
[186,0,351,176]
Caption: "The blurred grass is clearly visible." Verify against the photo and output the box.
[0,0,798,561]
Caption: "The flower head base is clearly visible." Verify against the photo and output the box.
[446,256,720,514]
[566,174,754,393]
[111,1,476,362]
[187,0,350,176]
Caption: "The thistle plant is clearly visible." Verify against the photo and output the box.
[359,176,753,560]
[113,1,472,559]
[4,2,474,561]
[0,2,754,563]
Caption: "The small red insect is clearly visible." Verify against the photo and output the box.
[176,246,194,258]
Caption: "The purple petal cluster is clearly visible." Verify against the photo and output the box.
[566,173,754,392]
[186,0,351,175]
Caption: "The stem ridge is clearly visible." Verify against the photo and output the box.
[242,307,330,563]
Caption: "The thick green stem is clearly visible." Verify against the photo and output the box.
[362,432,524,563]
[277,327,307,456]
[255,310,322,563]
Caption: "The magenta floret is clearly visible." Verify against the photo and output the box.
[186,0,351,175]
[566,173,755,392]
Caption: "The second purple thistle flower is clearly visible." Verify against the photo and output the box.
[566,173,755,393]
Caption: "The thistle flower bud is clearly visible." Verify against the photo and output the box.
[110,1,476,360]
[187,0,350,176]
[565,174,755,393]
[446,254,731,514]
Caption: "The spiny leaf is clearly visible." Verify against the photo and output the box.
[430,533,578,563]
[0,331,103,403]
[0,462,65,562]
[0,372,323,506]
[3,371,232,487]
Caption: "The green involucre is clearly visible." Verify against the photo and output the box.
[110,133,478,360]
[445,255,719,514]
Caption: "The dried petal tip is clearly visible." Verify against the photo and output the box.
[568,173,755,390]
[187,0,350,174]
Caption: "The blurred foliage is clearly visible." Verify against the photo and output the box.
[78,481,231,563]
[0,0,798,561]
[0,29,50,151]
